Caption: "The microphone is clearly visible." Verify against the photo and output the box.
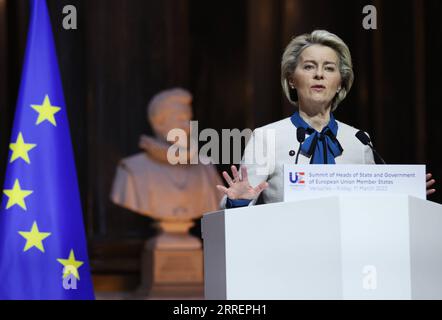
[295,127,306,164]
[355,130,386,164]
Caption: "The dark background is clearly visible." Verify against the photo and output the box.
[1,0,441,291]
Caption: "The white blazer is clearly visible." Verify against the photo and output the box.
[220,116,375,208]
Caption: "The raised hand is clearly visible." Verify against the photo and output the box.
[427,173,436,196]
[216,165,268,200]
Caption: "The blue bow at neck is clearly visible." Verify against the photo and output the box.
[290,111,343,164]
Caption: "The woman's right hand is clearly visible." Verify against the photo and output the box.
[216,165,269,200]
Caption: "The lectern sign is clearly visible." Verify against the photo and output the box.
[284,164,426,202]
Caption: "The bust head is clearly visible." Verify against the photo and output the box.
[147,88,193,140]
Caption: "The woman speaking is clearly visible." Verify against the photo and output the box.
[216,30,436,208]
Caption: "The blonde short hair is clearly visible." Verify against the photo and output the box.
[281,30,354,111]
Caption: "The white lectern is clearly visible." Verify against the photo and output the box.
[201,195,442,299]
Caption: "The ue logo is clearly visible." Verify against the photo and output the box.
[289,172,305,184]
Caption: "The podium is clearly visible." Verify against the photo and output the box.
[201,195,442,299]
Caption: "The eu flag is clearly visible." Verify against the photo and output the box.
[0,0,94,299]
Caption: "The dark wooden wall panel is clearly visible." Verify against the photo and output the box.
[425,0,442,203]
[0,0,28,189]
[413,0,427,163]
[83,0,174,239]
[0,0,9,180]
[247,0,282,128]
[1,0,441,283]
[378,1,415,164]
[189,0,248,131]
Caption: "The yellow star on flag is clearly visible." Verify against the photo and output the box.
[30,94,61,126]
[9,132,37,164]
[3,179,33,210]
[18,221,51,252]
[57,249,84,280]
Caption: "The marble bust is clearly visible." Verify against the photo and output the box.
[110,88,223,223]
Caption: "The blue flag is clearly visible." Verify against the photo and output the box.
[0,0,94,299]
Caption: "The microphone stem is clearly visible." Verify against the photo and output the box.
[369,143,386,164]
[295,143,303,164]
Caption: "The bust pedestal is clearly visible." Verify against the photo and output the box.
[138,221,204,298]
